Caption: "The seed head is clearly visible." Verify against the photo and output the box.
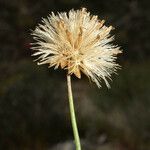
[31,8,122,88]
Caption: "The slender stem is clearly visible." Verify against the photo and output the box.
[67,75,81,150]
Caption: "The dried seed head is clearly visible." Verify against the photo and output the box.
[31,8,122,88]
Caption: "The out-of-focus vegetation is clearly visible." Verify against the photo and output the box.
[0,0,150,150]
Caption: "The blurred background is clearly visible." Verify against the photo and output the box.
[0,0,150,150]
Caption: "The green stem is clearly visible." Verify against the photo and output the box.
[67,75,81,150]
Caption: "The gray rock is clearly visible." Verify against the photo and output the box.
[50,141,75,150]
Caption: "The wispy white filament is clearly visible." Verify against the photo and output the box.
[31,8,122,88]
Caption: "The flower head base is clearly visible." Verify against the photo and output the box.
[31,8,122,88]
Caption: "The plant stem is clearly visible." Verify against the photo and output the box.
[67,75,81,150]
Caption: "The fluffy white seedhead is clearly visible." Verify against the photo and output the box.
[31,8,122,88]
